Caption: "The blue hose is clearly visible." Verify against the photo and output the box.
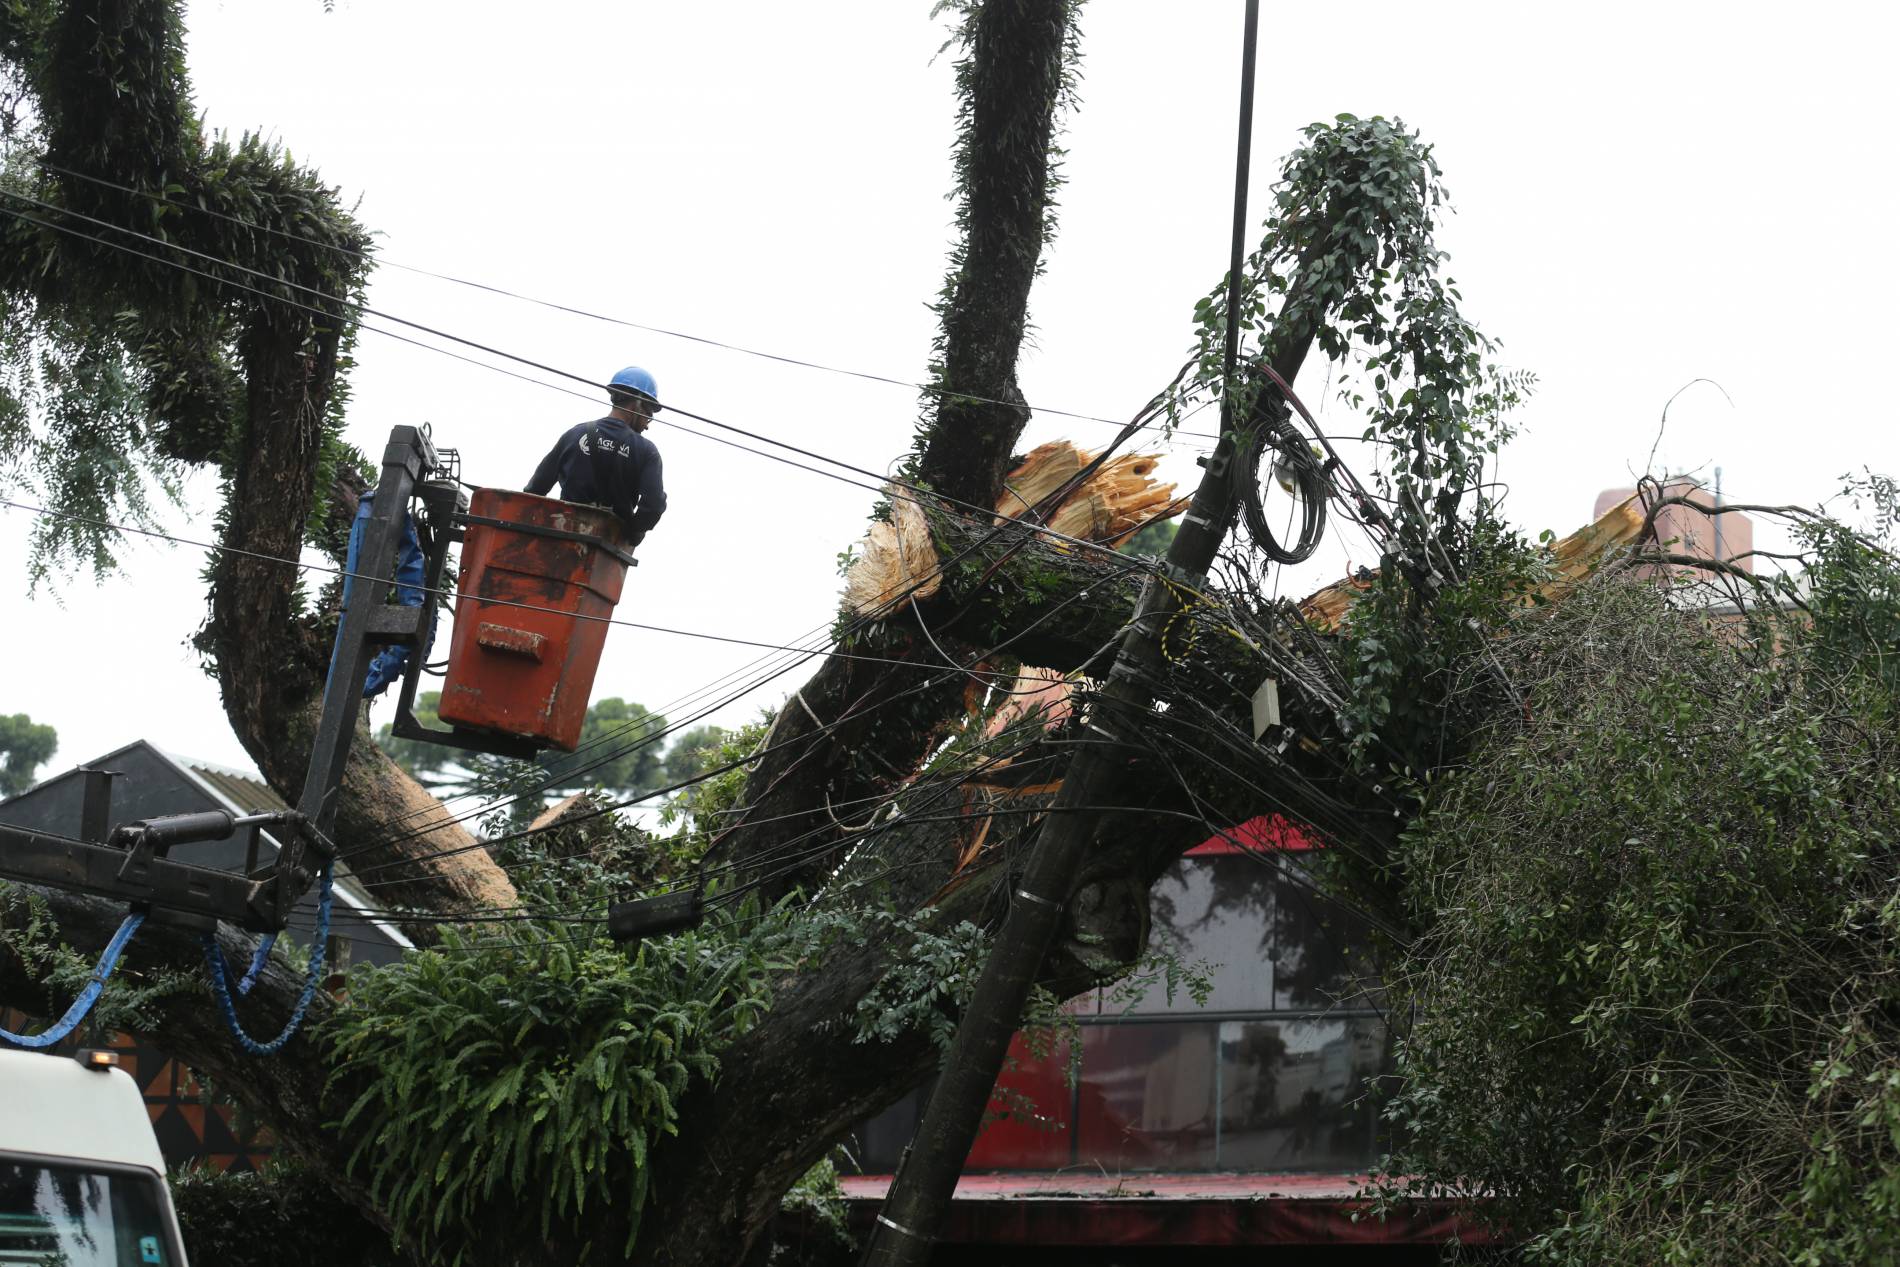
[206,930,277,999]
[237,933,276,996]
[201,863,334,1056]
[0,912,145,1050]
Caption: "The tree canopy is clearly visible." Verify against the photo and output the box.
[1368,508,1900,1265]
[0,712,55,796]
[377,693,723,824]
[11,3,1896,1265]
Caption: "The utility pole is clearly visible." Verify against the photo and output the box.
[860,4,1265,1261]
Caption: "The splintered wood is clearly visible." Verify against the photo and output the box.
[993,442,1183,543]
[841,441,1181,617]
[1296,493,1652,632]
[841,486,944,616]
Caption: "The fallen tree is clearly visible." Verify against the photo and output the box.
[1372,499,1900,1265]
[0,2,1613,1263]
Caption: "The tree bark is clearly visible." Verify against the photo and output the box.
[722,0,1082,902]
[201,299,515,918]
[913,0,1075,509]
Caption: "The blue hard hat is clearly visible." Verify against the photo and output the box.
[608,365,659,405]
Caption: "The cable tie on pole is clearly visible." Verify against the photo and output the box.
[875,1214,930,1242]
[1014,888,1060,910]
[1163,562,1204,587]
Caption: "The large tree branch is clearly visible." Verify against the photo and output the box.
[717,0,1083,901]
[197,282,513,918]
[718,259,1326,899]
[914,0,1076,508]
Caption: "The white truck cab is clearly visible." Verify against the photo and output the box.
[0,1046,189,1266]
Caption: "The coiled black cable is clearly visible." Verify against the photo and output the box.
[1238,417,1328,563]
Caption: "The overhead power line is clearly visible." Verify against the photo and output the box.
[0,495,1031,678]
[0,492,1149,873]
[28,157,1224,442]
[0,195,1231,862]
[0,179,1401,934]
[351,554,1140,865]
[0,193,1173,569]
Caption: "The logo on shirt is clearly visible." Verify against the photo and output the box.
[580,431,633,457]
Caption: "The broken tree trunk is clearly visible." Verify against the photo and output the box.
[842,441,1181,619]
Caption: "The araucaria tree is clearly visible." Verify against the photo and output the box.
[2,1,1777,1264]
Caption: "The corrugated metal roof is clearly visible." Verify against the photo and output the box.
[179,760,290,818]
[155,748,413,951]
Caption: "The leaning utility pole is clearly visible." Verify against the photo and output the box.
[861,3,1265,1261]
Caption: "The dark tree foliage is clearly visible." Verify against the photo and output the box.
[0,0,373,584]
[907,0,1084,506]
[170,1161,405,1267]
[3,0,518,930]
[1371,523,1900,1265]
[0,712,56,796]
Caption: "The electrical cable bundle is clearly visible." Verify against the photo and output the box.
[0,167,1426,1012]
[1238,414,1328,564]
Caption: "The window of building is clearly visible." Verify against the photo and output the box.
[849,834,1390,1175]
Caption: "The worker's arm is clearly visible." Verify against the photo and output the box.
[526,429,576,496]
[627,443,667,535]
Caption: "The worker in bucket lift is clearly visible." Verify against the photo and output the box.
[526,365,669,548]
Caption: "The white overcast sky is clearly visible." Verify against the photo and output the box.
[4,1,1897,781]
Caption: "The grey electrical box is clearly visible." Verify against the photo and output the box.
[1251,677,1282,740]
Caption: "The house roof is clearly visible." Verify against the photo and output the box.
[155,748,415,952]
[1,740,413,955]
[175,757,289,819]
[1187,813,1318,856]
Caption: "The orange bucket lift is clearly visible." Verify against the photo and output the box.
[383,469,635,759]
[427,489,634,753]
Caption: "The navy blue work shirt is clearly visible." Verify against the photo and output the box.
[525,416,667,545]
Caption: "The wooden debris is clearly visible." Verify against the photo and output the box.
[1548,493,1651,588]
[1297,494,1652,632]
[998,441,1183,545]
[982,666,1073,741]
[992,440,1090,515]
[841,442,1182,617]
[528,792,594,834]
[842,486,944,616]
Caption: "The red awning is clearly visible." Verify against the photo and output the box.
[1185,813,1318,856]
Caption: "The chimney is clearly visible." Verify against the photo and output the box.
[1593,476,1753,576]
